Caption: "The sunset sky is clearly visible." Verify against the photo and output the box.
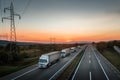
[0,0,120,43]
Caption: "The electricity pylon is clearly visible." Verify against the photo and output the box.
[2,2,21,53]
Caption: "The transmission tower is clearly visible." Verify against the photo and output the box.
[2,2,21,53]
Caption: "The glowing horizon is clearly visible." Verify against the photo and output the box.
[0,0,120,43]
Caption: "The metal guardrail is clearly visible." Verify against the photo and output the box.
[114,46,120,55]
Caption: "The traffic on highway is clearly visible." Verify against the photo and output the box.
[0,0,120,80]
[0,45,120,80]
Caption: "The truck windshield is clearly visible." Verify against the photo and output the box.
[61,52,65,54]
[39,59,47,63]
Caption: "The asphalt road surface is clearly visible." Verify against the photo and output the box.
[0,46,84,80]
[1,45,120,80]
[71,45,120,80]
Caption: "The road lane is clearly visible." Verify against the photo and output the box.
[2,45,119,80]
[0,64,38,80]
[72,45,109,80]
[14,47,84,80]
[72,46,90,80]
[0,46,85,80]
[93,46,120,80]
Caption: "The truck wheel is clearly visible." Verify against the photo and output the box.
[57,59,59,61]
[48,63,51,66]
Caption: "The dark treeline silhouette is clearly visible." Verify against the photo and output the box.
[0,43,83,65]
[95,40,120,53]
[0,43,21,64]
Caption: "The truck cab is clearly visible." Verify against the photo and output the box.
[61,48,70,58]
[70,47,76,53]
[38,55,49,68]
[38,51,60,68]
[61,51,66,58]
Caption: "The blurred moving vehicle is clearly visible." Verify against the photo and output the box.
[61,48,70,58]
[77,46,81,49]
[38,51,61,68]
[70,47,76,53]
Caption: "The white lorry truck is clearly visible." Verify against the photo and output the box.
[70,47,76,53]
[38,51,60,68]
[61,48,70,58]
[77,46,81,49]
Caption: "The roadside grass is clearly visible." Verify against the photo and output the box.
[0,44,83,78]
[20,49,40,54]
[20,49,41,57]
[101,50,120,71]
[56,49,85,80]
[0,57,38,77]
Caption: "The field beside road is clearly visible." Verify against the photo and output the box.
[0,43,82,77]
[0,57,38,77]
[95,40,120,71]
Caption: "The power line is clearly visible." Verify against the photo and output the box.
[50,37,56,44]
[2,2,21,53]
[11,0,15,2]
[10,0,15,3]
[0,0,2,17]
[0,0,2,40]
[21,0,32,16]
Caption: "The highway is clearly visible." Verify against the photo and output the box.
[0,46,84,80]
[71,45,120,80]
[1,45,120,80]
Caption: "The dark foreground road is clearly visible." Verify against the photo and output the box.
[71,45,120,80]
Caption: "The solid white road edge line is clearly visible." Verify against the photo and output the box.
[89,72,92,80]
[71,47,87,80]
[49,49,82,80]
[11,67,39,80]
[92,47,109,80]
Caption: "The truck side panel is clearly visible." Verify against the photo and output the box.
[49,52,60,63]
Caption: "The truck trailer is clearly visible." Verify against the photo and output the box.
[61,48,70,58]
[38,51,60,68]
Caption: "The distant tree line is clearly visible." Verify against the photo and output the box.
[0,43,82,65]
[0,43,21,64]
[95,40,120,53]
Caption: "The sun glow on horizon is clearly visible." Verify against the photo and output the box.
[0,0,120,42]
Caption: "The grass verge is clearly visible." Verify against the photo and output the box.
[56,49,85,80]
[100,50,120,71]
[0,57,38,77]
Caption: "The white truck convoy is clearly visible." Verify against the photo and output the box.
[38,46,81,68]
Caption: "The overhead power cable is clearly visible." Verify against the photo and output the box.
[21,0,32,16]
[0,0,2,17]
